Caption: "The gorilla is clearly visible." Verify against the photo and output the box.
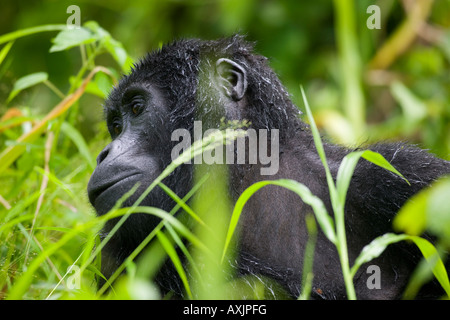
[87,35,450,299]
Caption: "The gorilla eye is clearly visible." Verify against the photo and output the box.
[113,124,121,135]
[130,96,145,116]
[132,103,143,115]
[111,119,122,136]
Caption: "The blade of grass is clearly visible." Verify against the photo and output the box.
[96,173,210,295]
[158,182,206,227]
[34,167,76,200]
[46,248,85,299]
[3,191,40,223]
[60,121,96,171]
[7,226,80,299]
[0,24,67,45]
[361,150,409,185]
[0,41,14,66]
[0,214,34,236]
[336,149,409,206]
[165,224,202,282]
[298,214,317,300]
[350,233,408,278]
[350,233,450,298]
[96,206,210,296]
[7,183,139,299]
[222,178,335,264]
[300,86,337,202]
[24,131,54,268]
[7,72,49,103]
[408,236,450,298]
[301,86,356,299]
[332,0,365,140]
[157,231,193,299]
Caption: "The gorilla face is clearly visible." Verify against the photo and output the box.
[87,83,170,216]
[86,38,258,290]
[87,43,251,218]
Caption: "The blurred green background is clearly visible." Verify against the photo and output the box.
[2,0,449,155]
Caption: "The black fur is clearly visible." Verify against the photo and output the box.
[88,35,450,299]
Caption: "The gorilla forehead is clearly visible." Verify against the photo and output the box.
[105,34,299,136]
[110,35,255,98]
[134,35,255,73]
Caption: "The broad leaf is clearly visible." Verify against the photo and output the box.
[49,27,97,52]
[361,150,409,185]
[351,233,408,277]
[7,72,48,102]
[350,233,450,298]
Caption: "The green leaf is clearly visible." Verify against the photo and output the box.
[350,233,450,298]
[84,71,114,98]
[158,182,206,227]
[0,24,67,45]
[394,188,428,236]
[351,233,408,277]
[7,228,81,299]
[422,178,450,242]
[391,81,427,125]
[336,149,409,206]
[104,37,134,73]
[0,41,14,66]
[300,86,340,209]
[336,151,364,206]
[49,27,97,52]
[394,177,450,241]
[83,20,133,73]
[222,179,335,263]
[156,231,192,299]
[408,236,450,298]
[300,87,333,183]
[34,167,76,200]
[361,149,409,185]
[127,206,208,254]
[61,122,96,170]
[7,72,48,103]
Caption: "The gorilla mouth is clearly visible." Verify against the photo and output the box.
[88,172,142,210]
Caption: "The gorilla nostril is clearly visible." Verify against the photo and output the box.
[96,146,110,165]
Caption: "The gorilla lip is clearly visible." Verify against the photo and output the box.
[88,172,142,207]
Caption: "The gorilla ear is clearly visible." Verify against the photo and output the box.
[215,58,248,101]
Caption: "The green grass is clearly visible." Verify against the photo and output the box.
[1,21,449,300]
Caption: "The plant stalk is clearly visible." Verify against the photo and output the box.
[334,203,356,300]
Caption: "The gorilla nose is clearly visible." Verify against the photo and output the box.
[96,144,110,165]
[96,147,108,165]
[96,140,126,165]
